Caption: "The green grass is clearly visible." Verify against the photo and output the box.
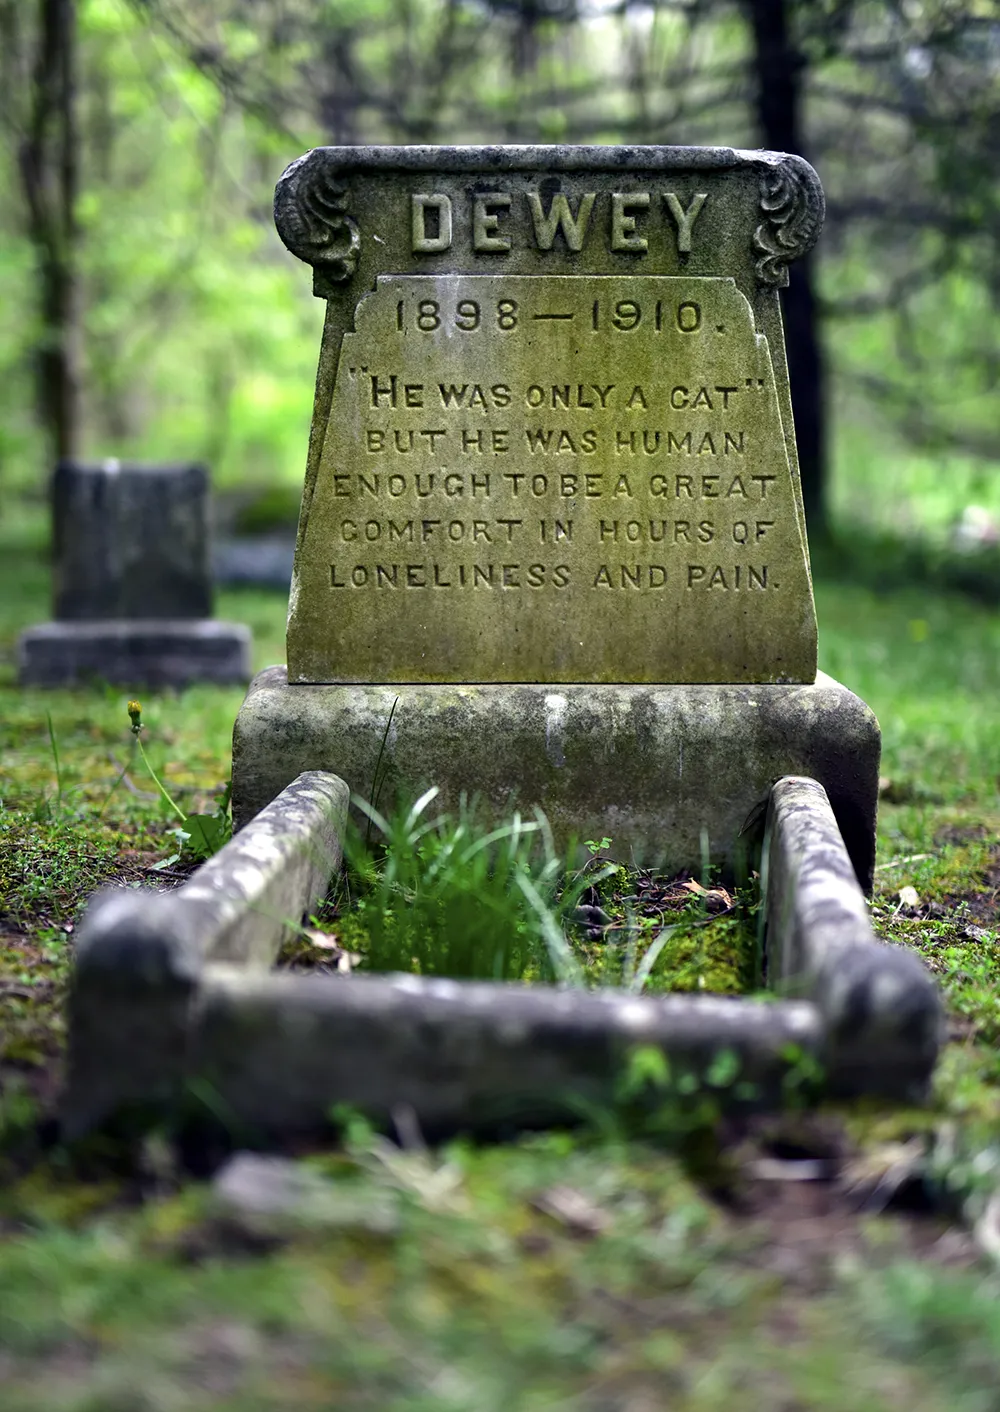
[816,576,1000,812]
[0,1127,998,1411]
[290,790,758,995]
[340,789,577,984]
[830,408,1000,546]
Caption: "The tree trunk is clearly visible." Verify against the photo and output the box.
[19,0,82,465]
[744,0,826,536]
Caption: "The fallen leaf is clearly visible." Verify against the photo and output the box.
[839,1138,926,1212]
[747,1156,835,1182]
[303,929,341,950]
[963,923,993,943]
[897,885,921,910]
[300,931,360,972]
[680,879,733,910]
[530,1185,611,1237]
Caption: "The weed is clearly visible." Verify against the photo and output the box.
[44,713,64,815]
[320,794,760,996]
[342,789,588,983]
[365,694,399,845]
[125,701,232,866]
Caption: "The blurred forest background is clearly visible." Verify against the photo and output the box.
[1,0,998,549]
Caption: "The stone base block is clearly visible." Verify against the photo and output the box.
[18,619,252,687]
[232,668,880,890]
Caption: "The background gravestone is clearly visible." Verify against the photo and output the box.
[232,145,879,884]
[18,460,251,687]
[53,461,211,620]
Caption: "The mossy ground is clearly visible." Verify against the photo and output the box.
[279,854,757,996]
[0,504,998,1407]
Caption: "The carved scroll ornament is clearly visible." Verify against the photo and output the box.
[753,155,825,287]
[274,151,361,284]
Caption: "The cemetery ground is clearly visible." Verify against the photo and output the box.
[0,503,999,1408]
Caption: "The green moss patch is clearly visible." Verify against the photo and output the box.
[870,834,1000,1127]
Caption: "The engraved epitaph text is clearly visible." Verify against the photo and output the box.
[290,274,815,683]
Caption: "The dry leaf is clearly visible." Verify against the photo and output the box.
[747,1156,834,1182]
[897,885,921,910]
[301,931,360,972]
[681,879,733,910]
[303,929,341,949]
[530,1185,611,1237]
[838,1137,925,1211]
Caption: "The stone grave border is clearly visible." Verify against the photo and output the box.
[65,771,941,1143]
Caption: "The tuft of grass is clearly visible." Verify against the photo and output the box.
[299,793,758,996]
[340,789,586,984]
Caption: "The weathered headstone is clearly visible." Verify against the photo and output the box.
[281,149,819,684]
[52,460,211,620]
[18,460,251,687]
[232,146,879,880]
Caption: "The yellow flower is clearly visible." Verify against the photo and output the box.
[127,700,142,734]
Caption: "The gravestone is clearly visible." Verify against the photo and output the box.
[18,460,251,687]
[232,146,880,884]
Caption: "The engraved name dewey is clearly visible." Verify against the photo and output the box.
[410,190,708,255]
[290,273,814,684]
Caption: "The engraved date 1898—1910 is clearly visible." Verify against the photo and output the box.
[395,295,706,334]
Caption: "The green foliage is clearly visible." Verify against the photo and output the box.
[829,411,1000,549]
[2,0,998,513]
[343,788,584,983]
[179,796,232,860]
[815,573,1000,807]
[124,701,233,865]
[327,792,759,995]
[0,502,996,1402]
[232,483,302,534]
[849,1259,1000,1399]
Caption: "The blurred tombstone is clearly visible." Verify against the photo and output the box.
[52,460,211,620]
[18,460,251,687]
